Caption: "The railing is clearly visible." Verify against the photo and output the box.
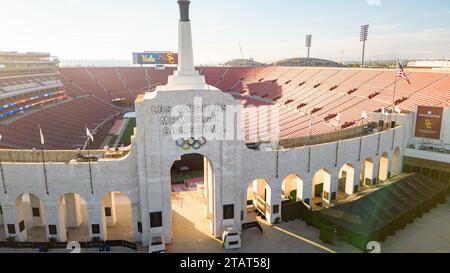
[277,122,392,149]
[0,146,131,163]
[0,240,138,251]
[407,143,450,155]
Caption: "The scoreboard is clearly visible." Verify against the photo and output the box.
[132,52,178,65]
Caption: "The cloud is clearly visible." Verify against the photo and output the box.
[367,0,382,6]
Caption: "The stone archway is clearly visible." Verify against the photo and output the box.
[101,192,132,241]
[281,174,304,202]
[246,179,272,224]
[168,153,215,245]
[15,193,46,242]
[338,163,356,200]
[58,193,89,242]
[360,157,374,188]
[312,169,331,208]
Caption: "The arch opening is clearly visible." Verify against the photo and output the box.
[101,192,132,241]
[312,169,331,209]
[15,193,46,242]
[246,179,271,224]
[360,157,374,189]
[58,193,89,242]
[169,153,215,245]
[281,174,304,202]
[338,163,356,200]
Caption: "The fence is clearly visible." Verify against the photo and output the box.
[0,240,138,251]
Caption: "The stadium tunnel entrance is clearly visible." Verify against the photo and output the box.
[168,153,215,244]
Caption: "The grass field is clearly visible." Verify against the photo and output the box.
[108,135,118,146]
[119,118,136,145]
[171,170,203,184]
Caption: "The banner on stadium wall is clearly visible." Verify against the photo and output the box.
[414,106,444,140]
[132,52,178,65]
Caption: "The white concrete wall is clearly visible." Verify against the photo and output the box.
[0,86,409,246]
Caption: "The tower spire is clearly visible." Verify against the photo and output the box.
[178,0,190,22]
[157,0,217,91]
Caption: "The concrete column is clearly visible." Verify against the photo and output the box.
[65,194,82,228]
[322,172,332,205]
[88,204,106,240]
[2,204,24,241]
[301,177,313,206]
[30,195,45,227]
[103,192,117,227]
[131,203,141,242]
[57,199,68,242]
[330,173,339,202]
[0,207,3,226]
[44,202,66,242]
[295,177,304,202]
[345,169,355,195]
[206,160,215,235]
[14,198,28,242]
[268,188,282,224]
[372,160,379,185]
[378,156,390,181]
[353,166,362,193]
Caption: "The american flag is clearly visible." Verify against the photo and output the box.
[397,62,411,84]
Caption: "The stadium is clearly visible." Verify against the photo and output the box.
[0,0,449,254]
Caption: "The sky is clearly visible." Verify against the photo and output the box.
[1,0,450,65]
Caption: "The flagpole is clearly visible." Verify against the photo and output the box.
[275,140,280,179]
[358,117,364,162]
[86,125,94,194]
[39,125,49,195]
[334,117,341,167]
[391,61,399,150]
[307,114,313,173]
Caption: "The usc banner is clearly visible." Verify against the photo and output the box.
[414,106,444,140]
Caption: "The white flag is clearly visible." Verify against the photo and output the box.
[395,105,401,114]
[336,113,342,122]
[86,127,94,142]
[39,126,45,145]
[361,111,368,119]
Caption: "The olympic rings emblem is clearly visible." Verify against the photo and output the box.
[176,137,207,150]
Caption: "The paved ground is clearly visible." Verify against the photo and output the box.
[167,190,360,253]
[1,192,449,253]
[381,195,450,253]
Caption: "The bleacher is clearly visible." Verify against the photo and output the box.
[0,66,448,149]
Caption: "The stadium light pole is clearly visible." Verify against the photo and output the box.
[306,35,312,66]
[360,25,369,68]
